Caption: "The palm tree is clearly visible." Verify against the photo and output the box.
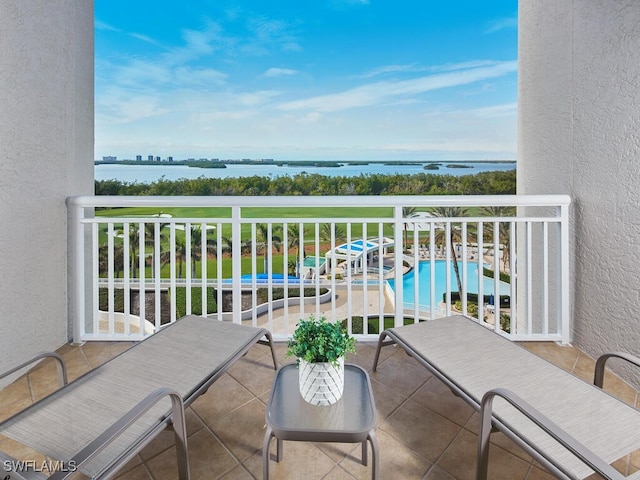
[287,223,304,259]
[115,221,168,279]
[320,223,346,244]
[163,237,188,279]
[402,206,417,252]
[188,225,220,277]
[256,223,282,273]
[98,243,124,278]
[429,206,469,297]
[286,223,305,277]
[479,206,516,272]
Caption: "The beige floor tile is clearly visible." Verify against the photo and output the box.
[423,465,457,480]
[80,341,134,369]
[369,353,431,397]
[0,435,48,466]
[436,428,530,480]
[322,465,359,479]
[209,398,266,462]
[519,342,579,372]
[191,373,255,424]
[138,409,204,461]
[344,342,386,373]
[313,440,360,464]
[411,377,475,427]
[0,378,32,421]
[379,397,461,463]
[261,439,338,480]
[570,352,597,383]
[113,462,152,480]
[145,428,238,480]
[217,463,255,479]
[226,356,277,398]
[0,376,30,406]
[340,428,431,480]
[112,454,143,478]
[26,359,67,402]
[368,376,411,424]
[630,448,640,471]
[57,346,93,382]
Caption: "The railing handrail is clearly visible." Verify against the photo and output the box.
[67,194,571,209]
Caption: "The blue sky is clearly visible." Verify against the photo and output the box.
[95,1,517,161]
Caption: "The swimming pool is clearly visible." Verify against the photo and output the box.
[222,273,305,284]
[388,260,510,309]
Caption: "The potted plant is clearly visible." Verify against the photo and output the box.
[286,315,356,406]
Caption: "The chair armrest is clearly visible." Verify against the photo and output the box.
[594,352,640,388]
[477,387,625,480]
[48,388,190,480]
[0,352,67,387]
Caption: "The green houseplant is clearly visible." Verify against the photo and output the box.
[286,315,356,405]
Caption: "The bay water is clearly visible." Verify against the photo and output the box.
[95,161,515,183]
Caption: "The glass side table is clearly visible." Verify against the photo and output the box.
[262,363,378,479]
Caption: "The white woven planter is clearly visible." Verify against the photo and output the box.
[298,357,344,406]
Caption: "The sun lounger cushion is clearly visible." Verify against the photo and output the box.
[375,315,640,479]
[0,316,273,478]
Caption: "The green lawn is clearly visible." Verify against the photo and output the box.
[95,205,405,251]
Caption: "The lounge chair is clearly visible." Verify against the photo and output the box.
[0,315,277,480]
[372,315,640,480]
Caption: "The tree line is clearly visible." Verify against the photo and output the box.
[95,170,516,196]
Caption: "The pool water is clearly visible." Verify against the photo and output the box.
[389,260,510,309]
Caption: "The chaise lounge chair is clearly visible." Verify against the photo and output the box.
[0,315,277,480]
[372,315,640,480]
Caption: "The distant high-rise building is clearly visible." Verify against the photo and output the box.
[136,155,142,161]
[102,155,117,161]
[167,156,173,162]
[147,155,154,161]
[155,156,161,162]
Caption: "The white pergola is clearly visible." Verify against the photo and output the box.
[325,237,394,273]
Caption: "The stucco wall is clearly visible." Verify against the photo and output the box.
[519,0,640,385]
[0,1,94,371]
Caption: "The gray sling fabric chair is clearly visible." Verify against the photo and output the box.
[0,315,277,480]
[373,315,640,480]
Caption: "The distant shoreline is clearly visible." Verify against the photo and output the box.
[95,159,516,168]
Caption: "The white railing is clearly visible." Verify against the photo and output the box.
[67,195,571,343]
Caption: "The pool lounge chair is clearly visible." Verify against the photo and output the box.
[0,315,277,480]
[372,315,640,480]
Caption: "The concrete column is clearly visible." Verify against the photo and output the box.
[519,0,640,385]
[0,0,94,369]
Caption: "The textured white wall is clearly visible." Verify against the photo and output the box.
[519,0,640,384]
[0,1,94,370]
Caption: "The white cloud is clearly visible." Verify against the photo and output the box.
[97,88,170,124]
[485,16,518,34]
[264,67,298,77]
[95,20,119,32]
[129,33,164,47]
[174,67,228,87]
[278,61,517,112]
[356,64,427,78]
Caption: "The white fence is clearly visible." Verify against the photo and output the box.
[67,195,571,343]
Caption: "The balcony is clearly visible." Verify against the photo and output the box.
[1,337,639,479]
[67,194,571,344]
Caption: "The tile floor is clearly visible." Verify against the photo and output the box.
[1,339,639,480]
